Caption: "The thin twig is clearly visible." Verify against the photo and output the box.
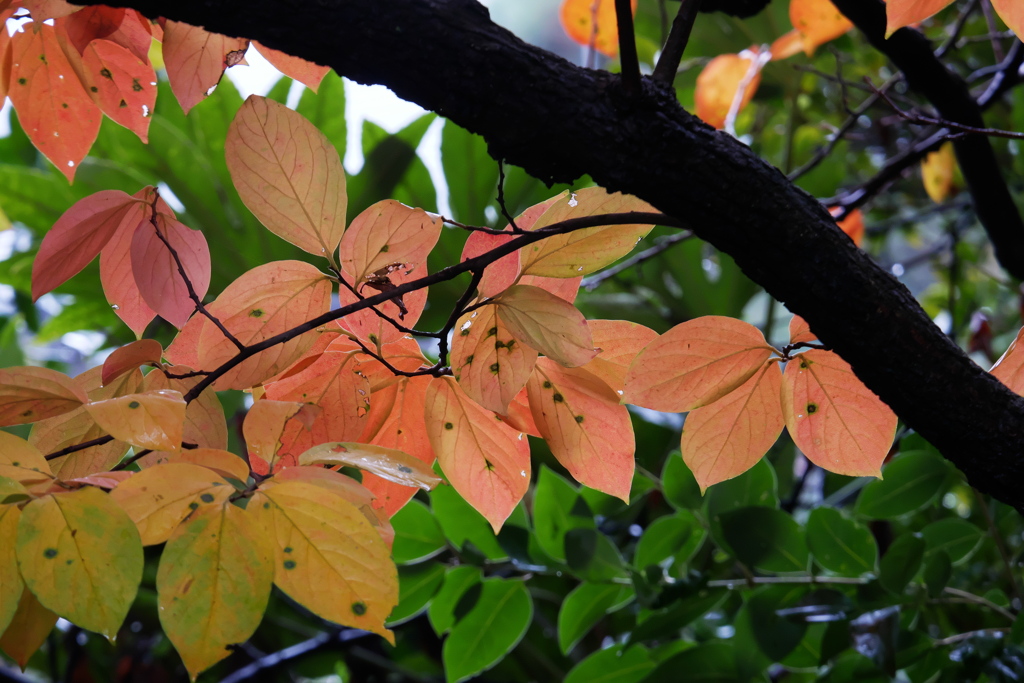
[497,160,520,231]
[615,0,641,96]
[582,230,694,289]
[435,269,485,367]
[943,586,1017,620]
[45,435,115,460]
[935,0,980,58]
[708,575,870,589]
[220,629,370,683]
[973,489,1023,602]
[934,628,1011,647]
[652,0,702,85]
[873,83,1024,140]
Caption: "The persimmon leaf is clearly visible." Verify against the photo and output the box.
[581,319,658,393]
[789,315,816,344]
[461,230,520,298]
[0,431,53,485]
[527,359,634,501]
[337,266,430,345]
[452,303,538,415]
[622,316,774,412]
[252,40,330,92]
[834,208,865,247]
[0,505,23,636]
[781,349,898,477]
[681,360,785,492]
[141,448,250,483]
[992,327,1024,393]
[31,190,139,301]
[559,0,636,57]
[991,0,1024,40]
[63,6,153,63]
[518,273,581,303]
[85,389,186,451]
[130,214,211,329]
[102,339,162,386]
[921,142,957,204]
[299,442,442,491]
[78,39,157,142]
[790,0,853,55]
[100,187,159,337]
[16,487,142,638]
[243,399,319,474]
[21,0,77,20]
[0,588,57,669]
[162,21,247,114]
[252,480,398,640]
[226,95,347,256]
[157,501,274,679]
[424,376,531,532]
[142,366,228,451]
[340,199,442,284]
[496,285,597,367]
[695,50,763,130]
[885,0,954,36]
[0,366,88,426]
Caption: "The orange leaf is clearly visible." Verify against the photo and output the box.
[336,266,429,345]
[102,339,162,386]
[781,349,897,477]
[21,0,77,20]
[244,399,319,474]
[131,214,211,329]
[789,315,816,344]
[495,284,597,367]
[681,360,785,492]
[252,40,330,92]
[559,0,636,58]
[226,95,347,256]
[162,21,247,113]
[622,316,774,412]
[141,366,228,451]
[299,442,442,490]
[521,187,656,278]
[990,327,1024,394]
[340,200,442,284]
[921,142,957,203]
[85,389,186,451]
[197,261,332,390]
[63,471,133,488]
[424,376,530,532]
[885,0,954,37]
[452,304,538,415]
[497,387,541,437]
[63,6,153,63]
[830,206,865,247]
[790,0,853,55]
[9,22,101,181]
[695,50,763,130]
[0,22,11,103]
[0,366,88,426]
[527,359,634,501]
[100,188,159,337]
[32,189,140,301]
[581,319,658,392]
[78,39,157,142]
[0,589,57,670]
[461,230,520,299]
[769,29,806,60]
[518,273,582,303]
[991,0,1024,40]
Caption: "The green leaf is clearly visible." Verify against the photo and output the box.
[391,499,446,564]
[732,585,808,669]
[428,565,482,636]
[532,466,595,563]
[565,528,628,582]
[879,534,925,594]
[558,582,631,654]
[661,453,703,511]
[719,506,808,572]
[922,551,953,598]
[442,578,533,683]
[921,518,984,564]
[431,484,507,560]
[705,458,778,519]
[855,451,951,519]
[564,645,655,683]
[296,71,346,155]
[631,585,726,643]
[634,511,705,571]
[806,508,877,576]
[441,122,499,226]
[387,562,446,627]
[644,641,739,682]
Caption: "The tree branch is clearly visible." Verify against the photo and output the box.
[651,0,702,85]
[615,0,641,96]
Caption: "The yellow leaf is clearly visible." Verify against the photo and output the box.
[299,442,442,490]
[85,389,186,451]
[0,505,24,635]
[0,588,57,669]
[0,431,54,485]
[157,502,274,679]
[451,304,538,415]
[885,0,955,36]
[0,366,88,426]
[622,316,774,412]
[559,0,636,57]
[781,350,897,477]
[144,448,250,483]
[495,285,597,367]
[921,142,958,203]
[142,366,229,451]
[681,360,785,492]
[339,199,442,284]
[16,487,142,638]
[110,463,234,545]
[226,95,347,256]
[252,481,397,640]
[789,0,853,55]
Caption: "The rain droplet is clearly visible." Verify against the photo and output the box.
[470,311,478,318]
[568,192,578,207]
[616,389,623,395]
[517,433,523,440]
[67,160,74,167]
[460,320,472,332]
[141,104,150,117]
[520,470,527,477]
[357,389,366,395]
[110,304,120,310]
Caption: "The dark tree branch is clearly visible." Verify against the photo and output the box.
[69,0,1024,512]
[615,0,641,96]
[831,0,1024,281]
[652,0,702,85]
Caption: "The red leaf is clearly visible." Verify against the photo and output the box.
[101,339,162,386]
[63,6,152,63]
[461,230,520,299]
[78,39,157,142]
[100,188,160,337]
[337,267,429,345]
[130,214,211,329]
[162,21,247,114]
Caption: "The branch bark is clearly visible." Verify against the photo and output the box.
[72,0,1024,511]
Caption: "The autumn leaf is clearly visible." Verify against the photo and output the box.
[559,0,637,57]
[781,349,897,477]
[252,40,330,92]
[162,21,247,114]
[991,0,1024,40]
[62,6,153,63]
[0,366,88,426]
[886,0,954,36]
[243,399,319,474]
[100,187,160,337]
[695,49,763,130]
[921,142,958,203]
[130,213,211,329]
[681,360,785,492]
[789,315,816,344]
[0,589,57,669]
[0,431,54,485]
[0,505,23,636]
[769,29,805,60]
[16,487,142,638]
[8,21,101,181]
[790,0,853,55]
[581,319,658,392]
[992,327,1024,393]
[831,207,865,247]
[85,389,186,451]
[451,304,538,415]
[299,442,442,490]
[226,95,347,256]
[77,39,157,142]
[102,339,162,386]
[518,273,582,303]
[157,501,274,678]
[461,229,520,298]
[495,284,597,367]
[528,359,634,501]
[142,366,229,451]
[252,480,397,640]
[21,0,77,20]
[336,266,430,345]
[141,448,250,483]
[497,387,541,437]
[424,376,531,532]
[622,316,774,412]
[31,189,140,300]
[340,199,442,284]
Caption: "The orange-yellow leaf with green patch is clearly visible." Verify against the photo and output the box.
[78,39,157,142]
[520,187,656,278]
[226,95,347,255]
[0,588,57,669]
[885,0,954,36]
[789,315,816,344]
[251,480,397,640]
[781,349,897,477]
[102,339,162,386]
[496,285,597,367]
[695,50,762,130]
[452,304,538,415]
[299,442,442,490]
[424,376,530,532]
[157,501,274,679]
[790,0,853,54]
[16,486,142,638]
[198,261,332,390]
[142,366,228,451]
[559,0,637,57]
[528,359,633,500]
[340,199,442,284]
[0,505,23,636]
[681,360,784,492]
[244,399,319,475]
[0,432,53,485]
[111,462,233,545]
[9,21,101,180]
[921,142,958,203]
[581,319,658,392]
[85,389,186,451]
[622,316,774,412]
[252,41,330,92]
[0,366,88,426]
[162,21,247,114]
